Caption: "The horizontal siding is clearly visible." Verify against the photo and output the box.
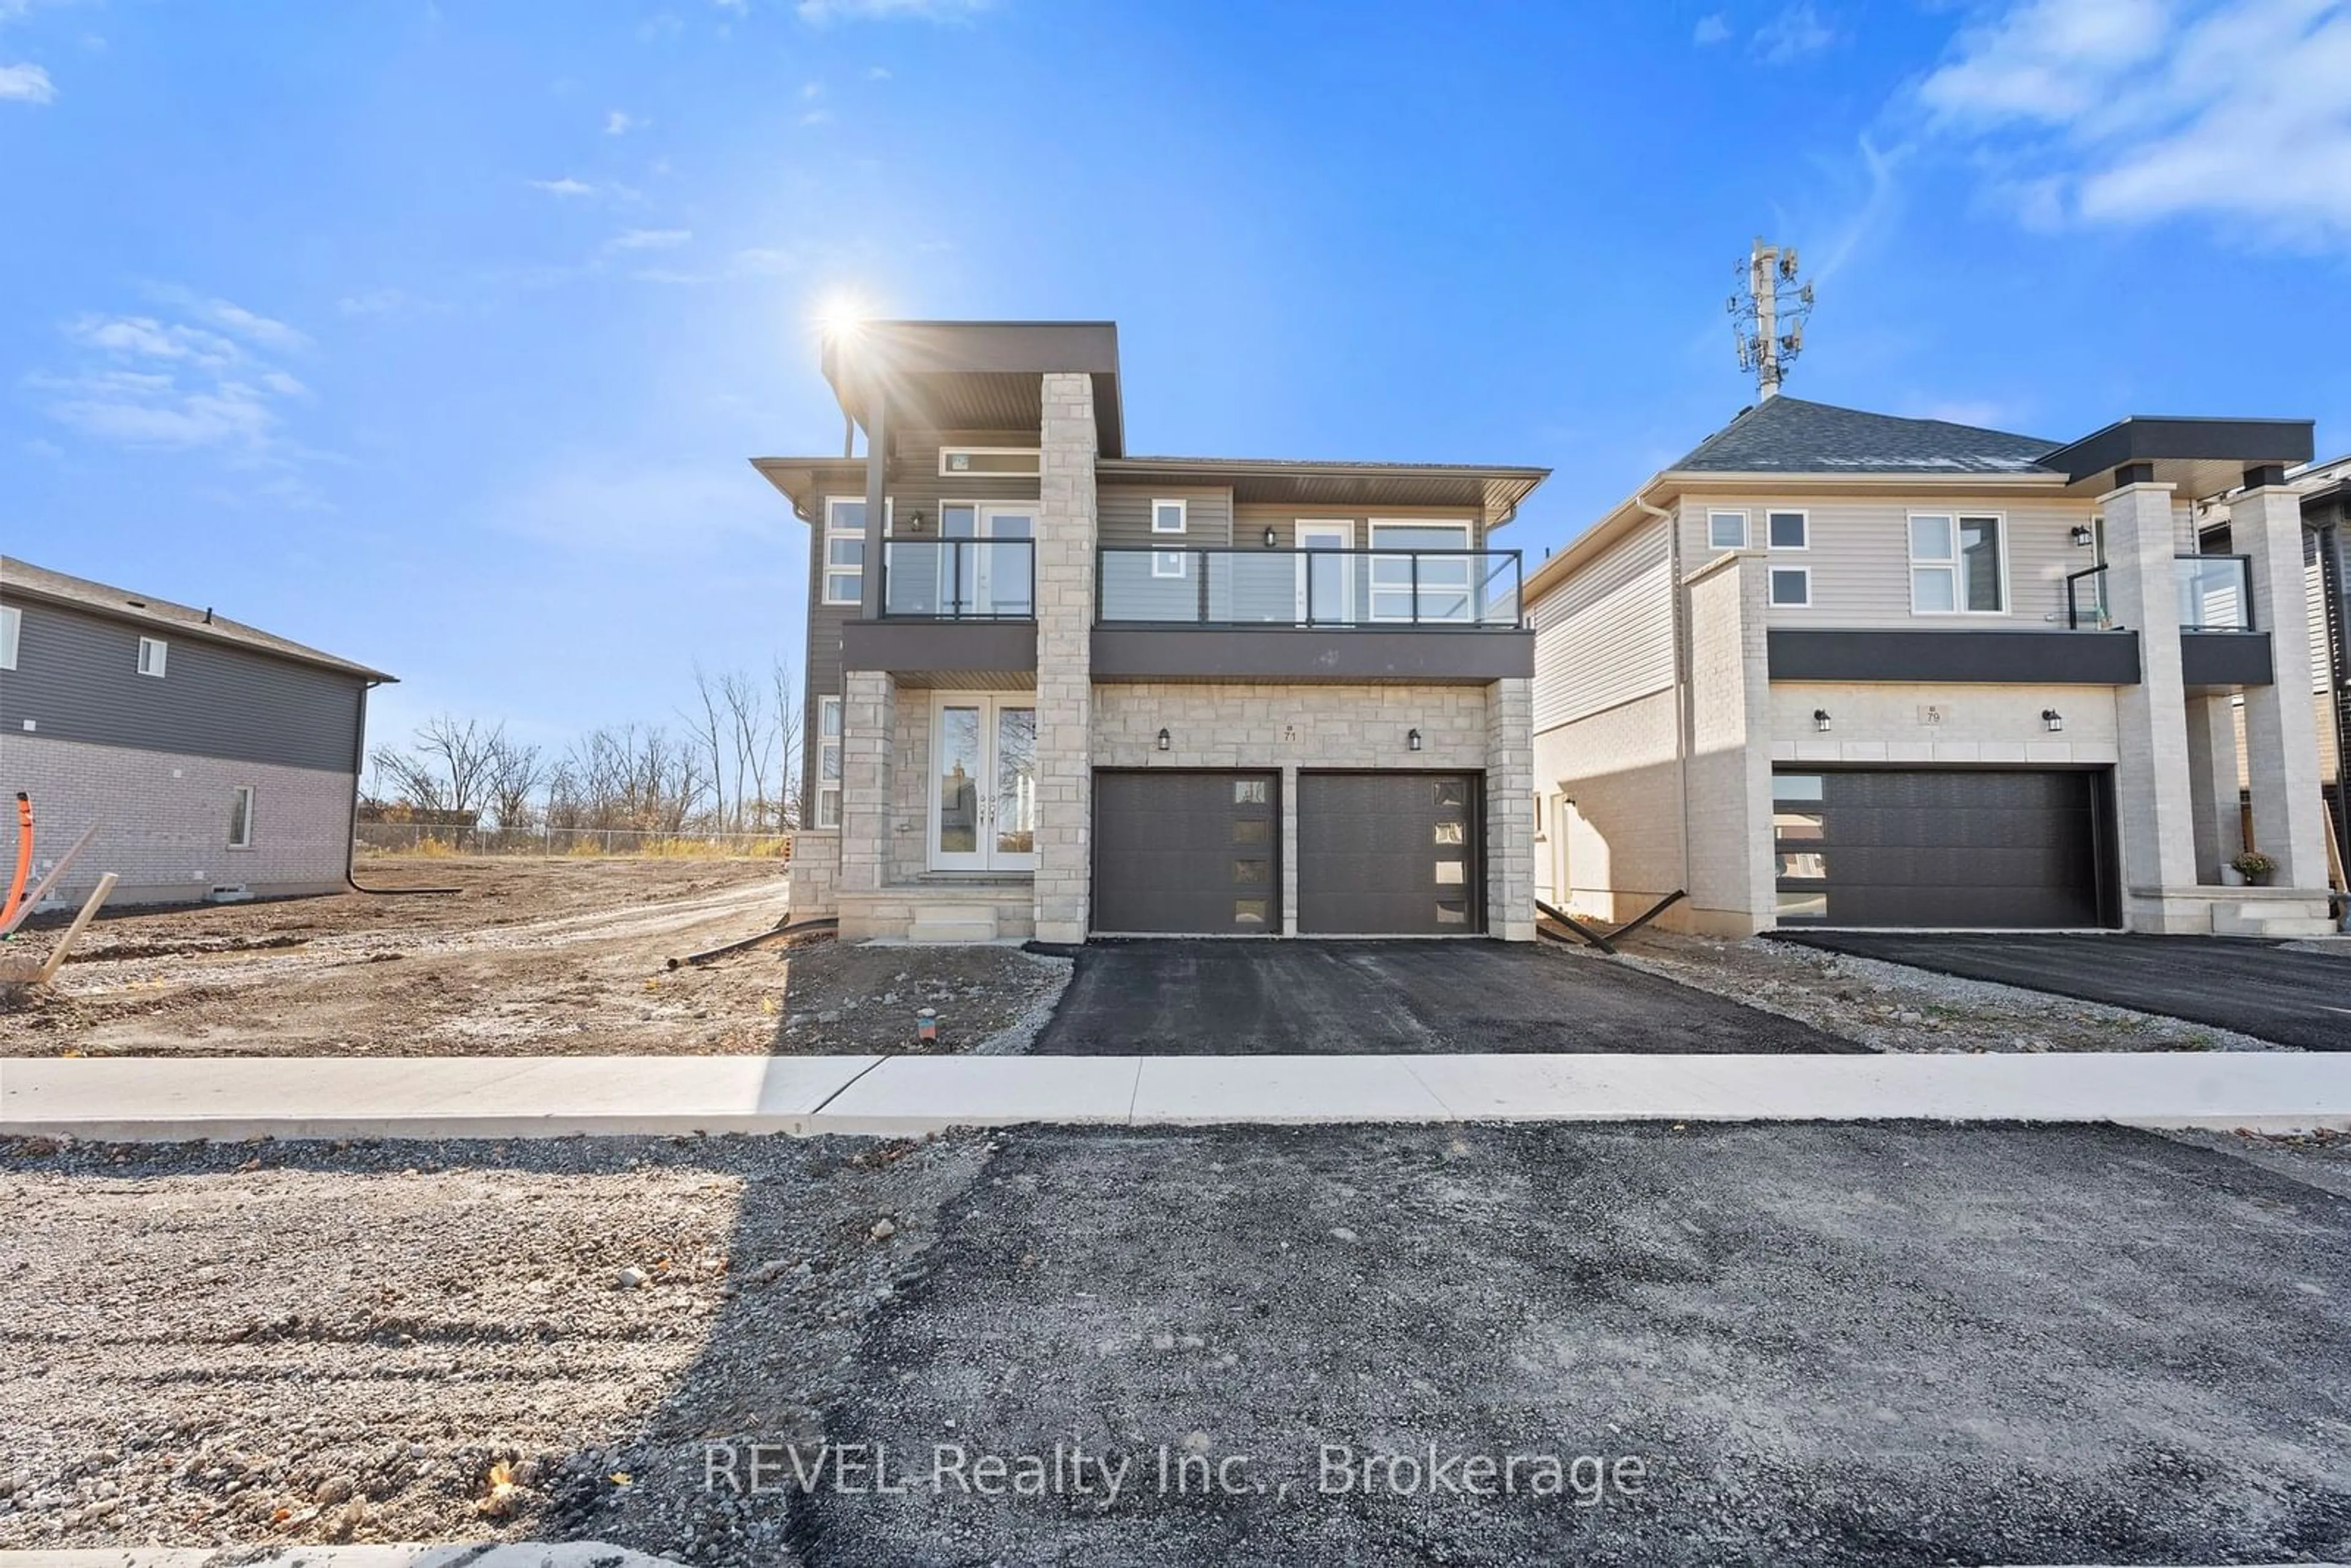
[2305,532,2328,696]
[1678,493,2135,629]
[1234,503,1490,552]
[1530,516,1674,733]
[0,596,366,773]
[1099,485,1234,547]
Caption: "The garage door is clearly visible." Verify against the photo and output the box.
[1297,772,1480,935]
[1093,770,1278,934]
[1772,768,2112,929]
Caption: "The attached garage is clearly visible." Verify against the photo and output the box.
[1772,768,2117,929]
[1298,771,1482,935]
[1092,770,1280,934]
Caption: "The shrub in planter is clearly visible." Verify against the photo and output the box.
[2230,850,2278,887]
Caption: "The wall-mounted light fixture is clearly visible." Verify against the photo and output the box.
[1407,728,1423,752]
[2042,708,2064,733]
[1156,727,1172,752]
[907,508,927,533]
[2069,524,2095,547]
[1813,708,1832,733]
[1263,525,1278,548]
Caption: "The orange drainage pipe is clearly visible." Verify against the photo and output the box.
[0,793,31,929]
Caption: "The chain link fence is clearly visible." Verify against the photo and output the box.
[354,822,793,860]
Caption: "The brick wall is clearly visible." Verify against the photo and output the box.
[5,733,353,906]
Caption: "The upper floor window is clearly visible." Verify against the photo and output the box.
[1766,510,1808,550]
[823,498,868,605]
[0,606,18,670]
[1910,513,2005,614]
[938,447,1040,478]
[1152,498,1188,535]
[1708,510,1748,550]
[137,636,169,677]
[1769,566,1812,607]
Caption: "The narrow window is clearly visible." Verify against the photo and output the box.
[823,498,868,606]
[1151,498,1187,535]
[0,605,18,670]
[137,636,169,677]
[816,696,843,829]
[938,447,1040,478]
[1708,510,1748,550]
[1767,510,1807,550]
[1769,566,1812,607]
[1436,899,1469,925]
[228,785,255,848]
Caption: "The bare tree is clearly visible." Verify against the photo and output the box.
[686,665,729,834]
[370,714,500,819]
[772,658,804,830]
[484,730,545,832]
[720,667,772,833]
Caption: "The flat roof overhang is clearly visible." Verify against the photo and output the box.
[2043,416,2315,499]
[822,320,1123,456]
[1092,626,1532,684]
[1101,457,1548,529]
[841,619,1038,680]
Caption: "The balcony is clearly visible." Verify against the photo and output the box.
[2064,553,2273,686]
[843,538,1038,683]
[1093,546,1532,683]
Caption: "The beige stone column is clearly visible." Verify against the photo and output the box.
[1032,372,1099,942]
[838,671,894,898]
[2181,692,2243,881]
[2234,483,2331,887]
[2101,481,2200,923]
[1485,677,1535,940]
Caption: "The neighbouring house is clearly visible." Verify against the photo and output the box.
[2290,454,2350,885]
[1526,396,2335,937]
[754,320,1545,942]
[0,556,396,906]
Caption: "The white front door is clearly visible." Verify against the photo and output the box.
[929,693,1038,871]
[1295,520,1355,625]
[940,504,1037,618]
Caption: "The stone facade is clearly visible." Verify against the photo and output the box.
[1031,372,1100,943]
[2233,484,2332,888]
[6,733,353,906]
[2102,481,2202,928]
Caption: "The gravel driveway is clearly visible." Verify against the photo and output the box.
[7,1122,2348,1566]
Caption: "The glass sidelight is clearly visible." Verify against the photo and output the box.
[931,694,1038,871]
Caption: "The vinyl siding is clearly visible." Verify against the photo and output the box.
[0,595,366,773]
[1529,515,1674,734]
[1098,486,1233,547]
[1676,492,2126,629]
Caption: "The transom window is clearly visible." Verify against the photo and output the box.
[1910,513,2005,614]
[1708,510,1749,550]
[1151,498,1187,534]
[816,696,842,828]
[938,447,1040,478]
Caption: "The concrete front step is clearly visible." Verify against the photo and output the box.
[2210,896,2337,938]
[906,912,1001,943]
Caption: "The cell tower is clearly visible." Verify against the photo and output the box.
[1728,236,1815,399]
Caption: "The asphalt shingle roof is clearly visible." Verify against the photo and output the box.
[0,556,396,682]
[1672,396,2063,476]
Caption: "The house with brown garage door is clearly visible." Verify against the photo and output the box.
[1526,396,2336,937]
[754,319,1545,942]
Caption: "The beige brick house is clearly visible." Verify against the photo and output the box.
[756,320,1545,942]
[1527,397,2336,938]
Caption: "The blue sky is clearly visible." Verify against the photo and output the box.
[5,0,2347,755]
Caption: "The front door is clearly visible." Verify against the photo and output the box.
[930,694,1038,871]
[1295,520,1355,624]
[940,504,1036,618]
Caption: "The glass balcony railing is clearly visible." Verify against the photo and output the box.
[1097,547,1523,629]
[2064,555,2256,632]
[879,538,1035,620]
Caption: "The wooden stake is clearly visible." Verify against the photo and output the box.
[34,872,116,983]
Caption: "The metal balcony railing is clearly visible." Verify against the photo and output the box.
[879,538,1035,620]
[2064,555,2255,632]
[1097,547,1524,629]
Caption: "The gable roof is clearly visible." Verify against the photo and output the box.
[1671,396,2062,476]
[0,556,396,683]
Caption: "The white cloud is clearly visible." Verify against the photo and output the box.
[606,109,645,134]
[337,287,413,316]
[528,176,598,197]
[1755,2,1835,61]
[1693,13,1732,44]
[0,60,53,101]
[795,0,986,23]
[800,107,831,125]
[607,227,692,250]
[864,63,893,78]
[1914,0,2351,244]
[31,293,317,460]
[801,79,823,99]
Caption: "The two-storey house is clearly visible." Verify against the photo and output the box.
[755,320,1545,942]
[1526,396,2333,937]
[0,555,396,906]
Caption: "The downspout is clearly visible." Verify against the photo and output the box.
[1630,485,1694,902]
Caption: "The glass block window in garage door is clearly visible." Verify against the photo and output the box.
[1297,771,1480,934]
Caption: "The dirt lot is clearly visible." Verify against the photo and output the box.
[0,859,1066,1059]
[1587,928,2285,1054]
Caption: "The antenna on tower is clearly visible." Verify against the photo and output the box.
[1727,236,1815,399]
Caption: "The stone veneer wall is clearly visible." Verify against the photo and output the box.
[1032,372,1100,942]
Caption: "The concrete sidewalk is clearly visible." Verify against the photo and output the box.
[4,1051,2349,1140]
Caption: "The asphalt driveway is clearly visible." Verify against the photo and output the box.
[775,1121,2351,1567]
[1774,931,2351,1051]
[1030,939,1858,1055]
